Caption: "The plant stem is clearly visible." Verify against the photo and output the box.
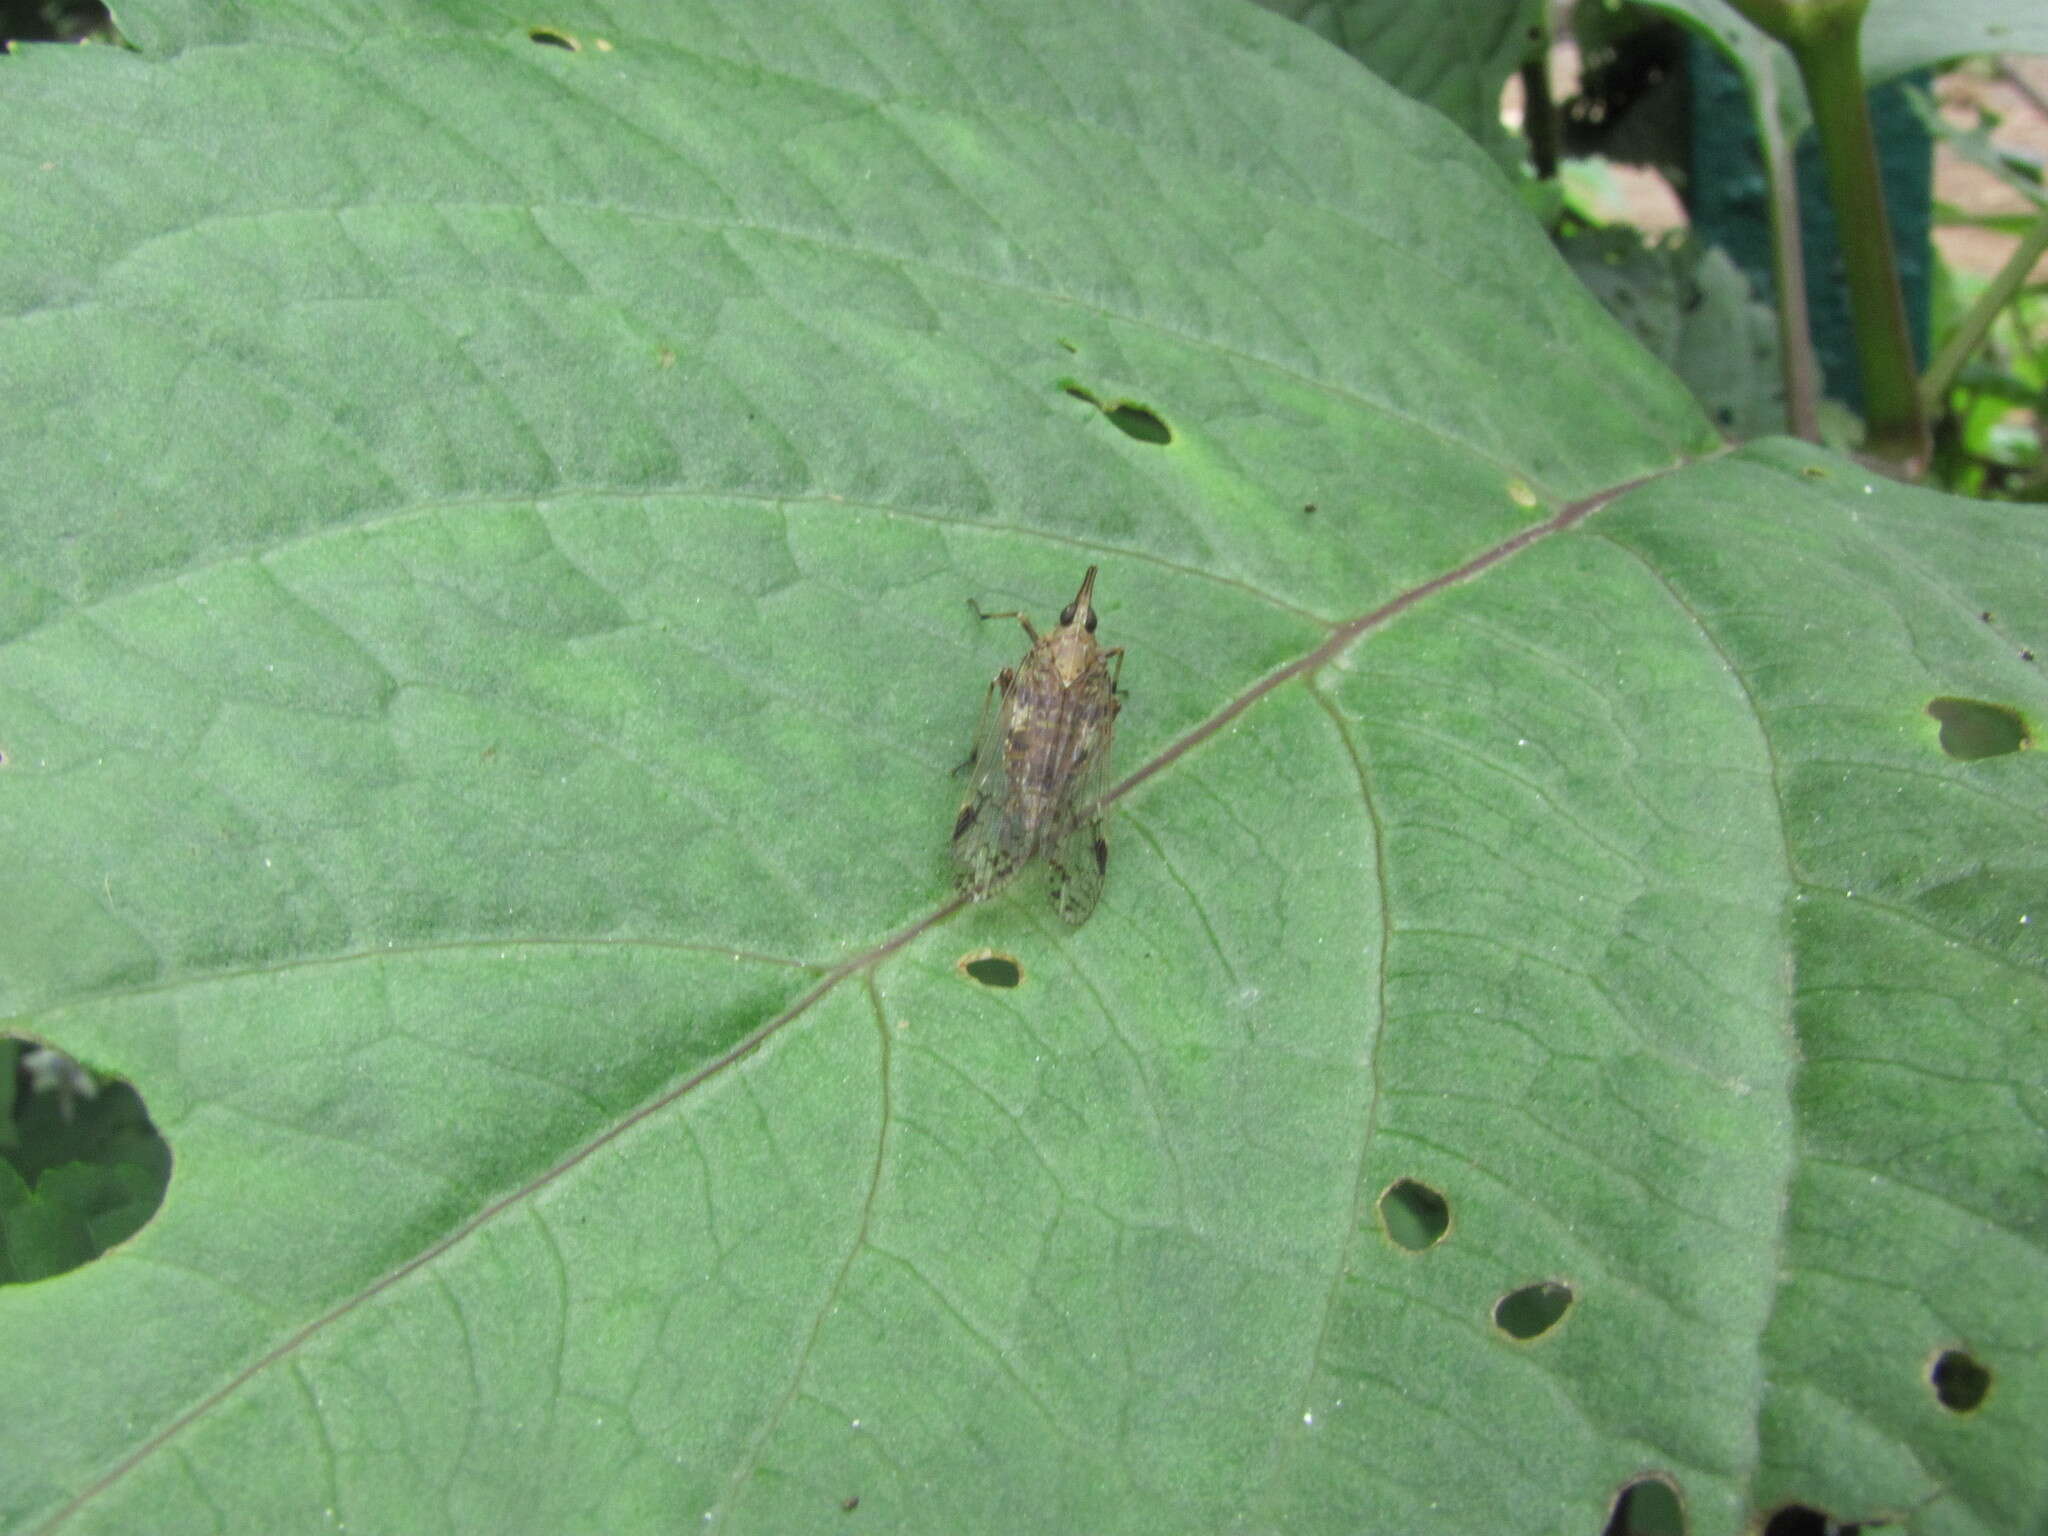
[1749,0,1930,473]
[1920,207,2048,416]
[1753,61,1824,442]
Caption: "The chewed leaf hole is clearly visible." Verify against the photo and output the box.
[1603,1475,1685,1536]
[957,949,1023,988]
[1929,1348,1991,1412]
[528,27,578,48]
[1493,1279,1573,1339]
[1761,1505,1855,1536]
[2,1038,171,1285]
[1060,383,1172,444]
[1104,403,1170,444]
[1926,696,2030,760]
[1378,1177,1450,1251]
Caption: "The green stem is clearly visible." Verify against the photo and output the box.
[1919,206,2048,416]
[1749,0,1928,473]
[1752,62,1823,442]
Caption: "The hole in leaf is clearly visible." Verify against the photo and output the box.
[1929,1348,1991,1412]
[2,1037,171,1285]
[1760,1504,1863,1536]
[2,0,112,42]
[1604,1475,1685,1536]
[1060,384,1172,444]
[1493,1279,1573,1339]
[1378,1178,1450,1251]
[1104,403,1169,443]
[1925,697,2030,760]
[956,949,1022,988]
[528,27,577,48]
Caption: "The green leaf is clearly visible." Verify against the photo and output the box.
[1561,231,1785,438]
[1,3,2042,1535]
[1641,0,2048,145]
[1249,0,1543,169]
[0,1161,164,1285]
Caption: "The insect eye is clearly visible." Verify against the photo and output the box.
[1084,611,1098,632]
[1059,603,1077,625]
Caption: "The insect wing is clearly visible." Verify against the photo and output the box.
[952,671,1025,899]
[1039,691,1119,925]
[1045,813,1109,926]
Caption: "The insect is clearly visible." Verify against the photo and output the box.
[951,565,1124,925]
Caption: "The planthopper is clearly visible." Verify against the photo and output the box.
[951,565,1123,925]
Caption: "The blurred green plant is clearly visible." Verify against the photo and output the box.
[1918,84,2048,498]
[1264,0,2048,488]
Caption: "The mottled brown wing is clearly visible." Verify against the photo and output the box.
[1039,698,1119,925]
[1045,813,1109,926]
[951,670,1026,900]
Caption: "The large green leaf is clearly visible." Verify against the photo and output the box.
[2,3,2042,1534]
[1248,0,1542,170]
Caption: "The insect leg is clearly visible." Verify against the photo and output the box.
[967,598,1039,645]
